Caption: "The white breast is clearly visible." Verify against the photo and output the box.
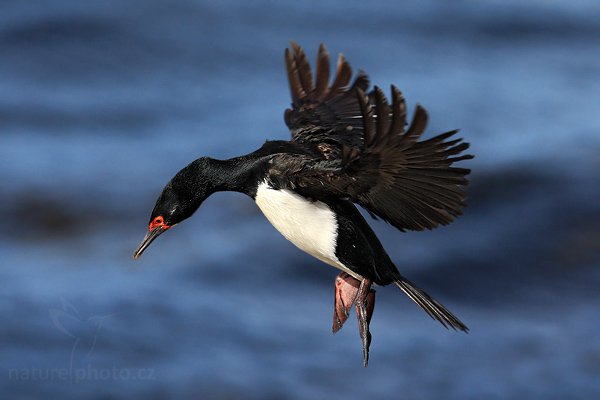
[255,181,356,276]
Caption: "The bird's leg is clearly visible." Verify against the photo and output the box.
[355,278,375,367]
[332,272,376,367]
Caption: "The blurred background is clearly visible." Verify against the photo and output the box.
[1,0,600,398]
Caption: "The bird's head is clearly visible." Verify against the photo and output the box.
[133,158,217,259]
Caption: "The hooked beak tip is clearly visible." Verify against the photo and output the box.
[133,246,145,260]
[133,227,166,260]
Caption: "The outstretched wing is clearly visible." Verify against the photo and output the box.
[278,42,472,231]
[274,85,473,232]
[347,86,472,231]
[284,42,370,150]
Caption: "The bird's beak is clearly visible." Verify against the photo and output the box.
[133,226,167,260]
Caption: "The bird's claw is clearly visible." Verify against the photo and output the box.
[332,272,375,367]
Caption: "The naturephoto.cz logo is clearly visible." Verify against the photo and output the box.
[8,365,156,384]
[7,298,156,384]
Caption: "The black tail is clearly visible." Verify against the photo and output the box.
[394,277,469,332]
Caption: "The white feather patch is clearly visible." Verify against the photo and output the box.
[255,181,360,278]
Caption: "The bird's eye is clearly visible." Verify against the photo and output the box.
[154,217,163,224]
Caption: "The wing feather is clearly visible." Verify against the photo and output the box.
[290,41,313,95]
[280,43,473,232]
[373,87,391,144]
[388,86,407,135]
[314,43,330,99]
[356,87,375,149]
[284,42,369,148]
[327,53,352,100]
[284,48,305,103]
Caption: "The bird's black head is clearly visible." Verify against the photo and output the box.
[133,157,218,259]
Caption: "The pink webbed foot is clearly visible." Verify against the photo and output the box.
[333,273,359,333]
[332,272,376,367]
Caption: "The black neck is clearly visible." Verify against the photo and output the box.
[187,140,309,196]
[172,140,312,210]
[200,155,269,195]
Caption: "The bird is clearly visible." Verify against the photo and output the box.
[134,42,472,367]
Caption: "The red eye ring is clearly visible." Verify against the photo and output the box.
[149,215,168,231]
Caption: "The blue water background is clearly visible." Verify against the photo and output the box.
[2,0,600,398]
